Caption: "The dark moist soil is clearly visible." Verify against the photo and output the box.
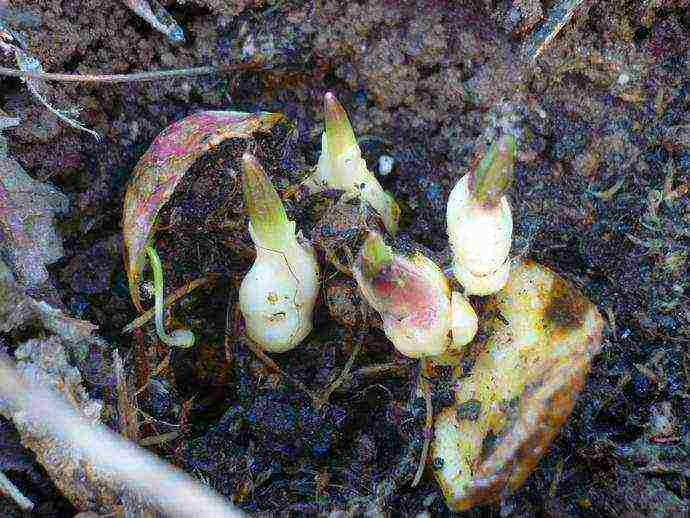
[1,0,689,516]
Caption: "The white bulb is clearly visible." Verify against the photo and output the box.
[306,93,400,235]
[239,154,320,353]
[354,233,477,358]
[446,134,516,296]
[240,228,319,353]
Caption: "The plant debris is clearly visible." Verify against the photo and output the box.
[0,23,100,139]
[0,116,68,287]
[0,336,113,511]
[432,260,604,511]
[122,0,185,43]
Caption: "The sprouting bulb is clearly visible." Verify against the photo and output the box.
[305,92,400,235]
[447,134,516,295]
[239,153,320,353]
[353,231,477,358]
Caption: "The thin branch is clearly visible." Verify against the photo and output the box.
[0,63,259,83]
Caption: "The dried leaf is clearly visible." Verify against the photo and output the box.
[0,124,69,287]
[432,260,604,511]
[122,110,285,311]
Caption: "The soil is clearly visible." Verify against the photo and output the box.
[0,0,688,516]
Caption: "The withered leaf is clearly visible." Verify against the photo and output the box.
[122,110,285,311]
[432,260,604,511]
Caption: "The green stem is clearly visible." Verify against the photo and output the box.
[145,245,195,348]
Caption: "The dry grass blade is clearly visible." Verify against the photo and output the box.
[122,274,218,333]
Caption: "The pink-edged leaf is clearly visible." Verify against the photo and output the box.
[122,110,286,311]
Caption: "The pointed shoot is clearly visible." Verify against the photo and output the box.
[359,231,393,280]
[470,134,516,206]
[324,92,358,159]
[241,153,291,250]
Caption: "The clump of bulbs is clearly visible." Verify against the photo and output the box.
[239,93,515,357]
[130,95,605,513]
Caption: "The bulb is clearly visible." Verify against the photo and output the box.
[447,135,516,295]
[305,92,400,235]
[239,153,320,353]
[354,232,477,358]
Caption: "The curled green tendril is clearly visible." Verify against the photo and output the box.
[145,244,195,348]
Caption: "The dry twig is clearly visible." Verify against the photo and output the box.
[411,361,433,487]
[522,0,591,61]
[243,338,320,404]
[0,62,260,83]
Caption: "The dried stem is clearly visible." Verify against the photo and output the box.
[243,337,320,404]
[114,350,140,443]
[123,274,217,333]
[0,63,259,83]
[411,360,433,487]
[315,309,368,408]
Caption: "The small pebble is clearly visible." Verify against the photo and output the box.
[378,154,395,176]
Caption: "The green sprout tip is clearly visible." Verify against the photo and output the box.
[241,153,291,250]
[324,92,358,159]
[470,134,517,206]
[360,231,393,280]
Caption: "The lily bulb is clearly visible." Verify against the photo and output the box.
[239,153,320,353]
[447,134,516,295]
[306,92,400,235]
[353,232,477,358]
